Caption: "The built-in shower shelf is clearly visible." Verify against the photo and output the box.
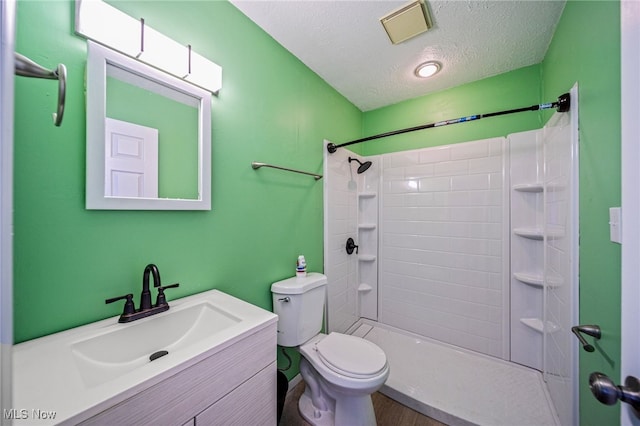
[358,283,373,293]
[358,255,376,262]
[358,192,376,199]
[513,183,544,193]
[513,228,544,240]
[513,272,562,288]
[513,272,543,287]
[520,318,559,334]
[358,223,377,230]
[513,227,565,240]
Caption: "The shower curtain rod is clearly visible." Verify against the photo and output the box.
[326,93,570,154]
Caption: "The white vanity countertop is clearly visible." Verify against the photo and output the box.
[12,289,277,425]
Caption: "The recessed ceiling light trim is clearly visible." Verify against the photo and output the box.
[415,61,441,78]
[380,0,432,45]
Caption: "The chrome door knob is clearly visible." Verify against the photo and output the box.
[589,372,640,418]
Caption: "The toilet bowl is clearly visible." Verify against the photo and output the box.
[297,333,390,426]
[271,273,389,426]
[300,333,389,390]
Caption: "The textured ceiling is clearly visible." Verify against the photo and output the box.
[230,0,566,111]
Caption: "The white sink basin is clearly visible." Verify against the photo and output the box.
[13,289,277,425]
[71,301,241,387]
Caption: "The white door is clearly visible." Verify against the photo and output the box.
[104,118,158,198]
[0,1,15,423]
[621,1,640,424]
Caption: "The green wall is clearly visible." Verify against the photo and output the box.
[543,1,621,425]
[360,2,621,425]
[13,0,361,380]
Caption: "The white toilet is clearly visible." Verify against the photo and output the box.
[271,273,389,426]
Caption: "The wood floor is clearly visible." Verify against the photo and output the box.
[279,381,446,426]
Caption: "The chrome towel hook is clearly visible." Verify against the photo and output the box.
[14,53,67,127]
[571,324,601,352]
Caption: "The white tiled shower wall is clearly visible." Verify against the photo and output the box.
[378,138,510,359]
[323,141,383,332]
[323,142,359,333]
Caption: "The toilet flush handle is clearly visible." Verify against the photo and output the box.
[278,297,290,302]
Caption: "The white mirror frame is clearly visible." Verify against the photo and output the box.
[86,41,211,210]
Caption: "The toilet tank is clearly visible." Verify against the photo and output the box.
[271,273,327,347]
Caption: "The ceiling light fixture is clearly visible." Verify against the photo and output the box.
[415,61,441,78]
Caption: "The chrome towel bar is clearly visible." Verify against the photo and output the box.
[251,162,322,180]
[14,53,67,127]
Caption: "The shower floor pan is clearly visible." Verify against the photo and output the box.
[351,321,560,426]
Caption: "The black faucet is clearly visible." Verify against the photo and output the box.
[140,264,161,311]
[106,264,180,323]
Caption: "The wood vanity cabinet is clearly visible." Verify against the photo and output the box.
[76,322,277,426]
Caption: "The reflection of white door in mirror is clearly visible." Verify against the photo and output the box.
[104,118,158,198]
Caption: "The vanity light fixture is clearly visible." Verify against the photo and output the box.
[414,61,441,78]
[75,0,222,94]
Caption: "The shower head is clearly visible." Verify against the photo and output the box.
[348,157,372,174]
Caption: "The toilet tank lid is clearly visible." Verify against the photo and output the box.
[271,273,327,294]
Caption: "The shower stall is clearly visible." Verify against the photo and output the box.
[323,87,578,425]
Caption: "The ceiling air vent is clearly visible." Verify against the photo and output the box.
[380,0,432,45]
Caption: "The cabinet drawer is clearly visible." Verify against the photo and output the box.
[195,362,276,425]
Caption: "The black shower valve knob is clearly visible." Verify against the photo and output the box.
[346,237,359,255]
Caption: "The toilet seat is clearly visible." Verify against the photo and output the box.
[299,332,390,395]
[314,332,387,379]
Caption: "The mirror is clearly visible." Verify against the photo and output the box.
[86,41,211,210]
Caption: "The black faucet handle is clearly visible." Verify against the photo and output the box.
[105,293,135,315]
[155,283,180,307]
